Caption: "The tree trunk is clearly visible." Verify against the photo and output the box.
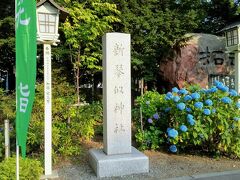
[76,48,80,105]
[69,45,76,90]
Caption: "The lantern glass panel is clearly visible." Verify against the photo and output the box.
[38,13,57,34]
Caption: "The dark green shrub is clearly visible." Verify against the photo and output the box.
[0,88,15,162]
[27,82,103,161]
[133,91,165,150]
[0,131,4,161]
[0,88,15,124]
[0,157,43,180]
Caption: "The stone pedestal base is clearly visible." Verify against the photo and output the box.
[89,146,149,178]
[40,170,59,180]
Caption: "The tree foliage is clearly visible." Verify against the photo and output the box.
[107,0,206,84]
[61,0,120,103]
[198,0,240,33]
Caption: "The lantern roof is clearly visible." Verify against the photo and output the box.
[37,0,68,21]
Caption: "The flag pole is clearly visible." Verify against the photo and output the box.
[16,141,19,180]
[15,0,20,180]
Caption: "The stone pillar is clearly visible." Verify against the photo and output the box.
[4,119,10,158]
[103,33,131,155]
[235,50,240,94]
[89,33,149,178]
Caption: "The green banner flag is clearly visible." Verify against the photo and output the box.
[16,0,37,158]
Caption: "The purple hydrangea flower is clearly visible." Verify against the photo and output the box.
[153,113,159,120]
[148,118,153,123]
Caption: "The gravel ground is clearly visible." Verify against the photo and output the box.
[56,140,240,180]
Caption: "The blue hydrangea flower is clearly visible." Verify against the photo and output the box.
[234,117,240,121]
[165,92,173,100]
[194,102,203,109]
[221,97,232,104]
[184,95,192,102]
[169,145,177,153]
[172,87,179,93]
[215,81,229,92]
[180,125,188,132]
[167,128,172,133]
[188,118,195,126]
[210,86,218,93]
[236,102,240,109]
[166,92,173,98]
[146,101,150,105]
[191,92,200,100]
[0,127,3,132]
[205,99,213,106]
[168,128,178,138]
[187,114,193,120]
[153,113,159,120]
[178,89,188,95]
[165,96,171,100]
[229,89,238,97]
[219,85,229,92]
[173,96,180,102]
[187,114,195,126]
[165,107,171,112]
[186,107,192,112]
[203,109,211,115]
[148,118,153,123]
[201,89,208,94]
[212,109,216,113]
[214,80,224,88]
[177,102,186,111]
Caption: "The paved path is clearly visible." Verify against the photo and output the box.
[167,170,240,180]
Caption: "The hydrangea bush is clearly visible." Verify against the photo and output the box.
[135,81,240,157]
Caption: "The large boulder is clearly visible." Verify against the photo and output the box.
[159,33,234,89]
